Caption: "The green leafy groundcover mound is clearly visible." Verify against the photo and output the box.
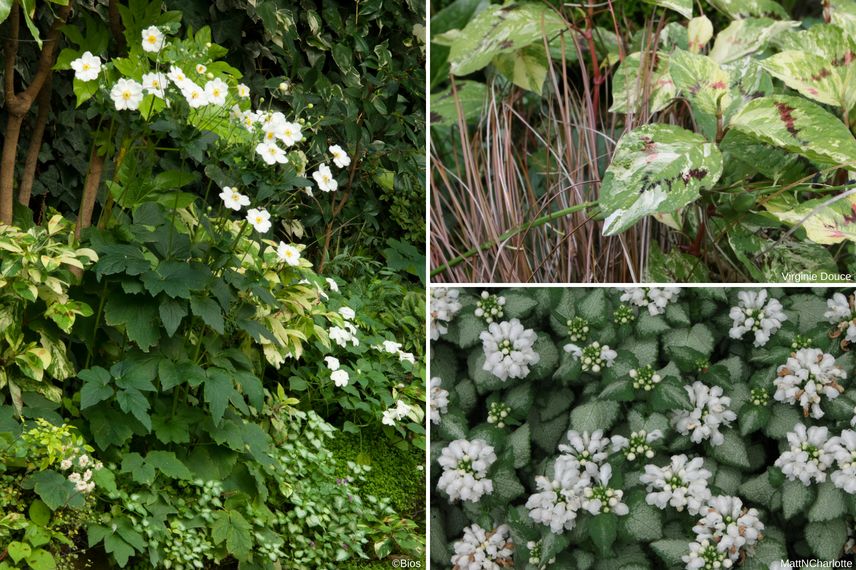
[430,287,856,569]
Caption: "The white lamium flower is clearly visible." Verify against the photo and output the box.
[329,144,351,168]
[774,348,847,419]
[559,430,609,466]
[324,356,340,371]
[693,495,764,561]
[683,539,733,570]
[431,288,462,340]
[671,382,736,446]
[475,291,506,324]
[218,186,250,211]
[254,142,286,165]
[450,524,513,570]
[580,463,629,516]
[204,79,229,105]
[563,341,617,373]
[141,72,168,98]
[276,242,301,266]
[620,287,680,315]
[110,78,144,111]
[826,292,856,347]
[237,83,250,98]
[312,164,338,192]
[181,81,208,108]
[526,456,589,533]
[480,318,540,381]
[640,454,712,515]
[141,25,165,52]
[430,377,449,424]
[728,289,787,347]
[830,429,856,494]
[245,208,272,233]
[774,423,837,485]
[70,51,102,82]
[330,369,348,387]
[437,439,496,503]
[611,429,662,461]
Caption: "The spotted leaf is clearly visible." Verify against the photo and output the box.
[610,52,676,114]
[764,192,856,245]
[599,124,723,236]
[709,18,798,64]
[644,0,693,19]
[706,0,788,20]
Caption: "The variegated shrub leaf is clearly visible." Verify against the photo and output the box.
[644,0,693,19]
[493,44,550,93]
[445,3,566,77]
[430,80,487,128]
[599,125,723,236]
[719,129,807,182]
[669,49,733,135]
[709,18,798,64]
[764,192,856,244]
[610,52,675,114]
[729,95,856,167]
[762,24,856,111]
[827,0,856,42]
[706,0,788,20]
[688,16,714,52]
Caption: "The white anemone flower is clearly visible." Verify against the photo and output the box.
[167,66,189,88]
[110,78,144,111]
[450,524,513,570]
[728,289,787,347]
[181,81,208,108]
[774,423,838,485]
[141,26,165,52]
[671,382,736,446]
[480,318,540,381]
[276,242,301,266]
[312,164,338,192]
[437,439,496,503]
[218,186,250,211]
[70,51,102,82]
[256,142,288,165]
[245,208,272,233]
[640,454,712,515]
[278,122,303,147]
[237,83,250,98]
[141,72,168,98]
[330,369,349,387]
[329,144,351,168]
[324,356,340,371]
[204,79,229,105]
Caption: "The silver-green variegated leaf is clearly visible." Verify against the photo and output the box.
[719,129,806,182]
[706,0,788,20]
[599,124,723,236]
[764,192,856,244]
[444,3,566,77]
[610,52,676,114]
[670,49,733,122]
[762,24,856,110]
[729,95,856,167]
[827,0,856,42]
[644,0,693,19]
[710,18,798,64]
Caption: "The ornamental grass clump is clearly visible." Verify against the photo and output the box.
[431,287,856,569]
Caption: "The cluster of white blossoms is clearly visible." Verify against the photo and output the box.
[728,289,787,347]
[671,382,736,446]
[774,348,846,419]
[611,429,662,461]
[525,540,556,570]
[480,319,540,381]
[628,365,662,391]
[474,291,506,324]
[437,439,496,503]
[640,454,712,515]
[774,424,837,485]
[431,288,462,341]
[830,429,856,494]
[526,430,628,534]
[826,292,856,347]
[59,452,104,494]
[620,287,680,315]
[566,316,590,343]
[685,495,765,569]
[430,377,449,424]
[324,356,349,388]
[328,306,359,348]
[563,341,617,373]
[486,402,512,428]
[381,400,412,427]
[450,524,513,570]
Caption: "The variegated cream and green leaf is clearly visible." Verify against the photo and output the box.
[764,192,856,245]
[430,80,487,128]
[600,125,723,235]
[644,0,693,19]
[826,0,856,42]
[709,18,797,64]
[706,0,788,20]
[761,24,856,111]
[669,49,733,136]
[609,52,675,114]
[729,95,856,167]
[493,44,550,94]
[718,129,806,182]
[687,15,714,53]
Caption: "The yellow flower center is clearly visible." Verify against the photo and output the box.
[122,91,131,100]
[82,63,90,70]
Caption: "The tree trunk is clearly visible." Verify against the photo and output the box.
[0,114,25,225]
[18,73,53,206]
[75,150,105,239]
